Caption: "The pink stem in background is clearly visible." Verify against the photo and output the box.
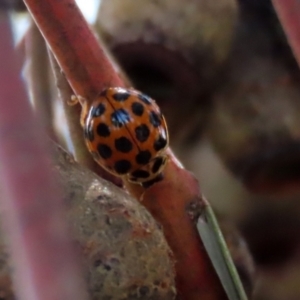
[272,0,300,67]
[0,13,88,300]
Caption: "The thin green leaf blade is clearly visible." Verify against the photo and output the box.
[197,202,248,300]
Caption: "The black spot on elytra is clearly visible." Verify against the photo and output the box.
[152,156,164,173]
[114,160,131,174]
[84,124,94,141]
[111,109,131,127]
[154,135,167,151]
[113,91,130,101]
[115,137,133,153]
[92,103,105,117]
[131,102,144,116]
[135,124,150,142]
[136,150,151,165]
[97,123,110,137]
[142,173,164,188]
[138,93,152,105]
[149,111,161,127]
[131,170,150,179]
[97,144,112,159]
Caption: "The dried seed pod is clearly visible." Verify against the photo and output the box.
[96,0,238,143]
[209,0,300,194]
[55,144,176,299]
[0,143,176,300]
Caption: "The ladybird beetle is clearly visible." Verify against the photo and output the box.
[74,87,169,184]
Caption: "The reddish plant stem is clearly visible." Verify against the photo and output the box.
[272,0,300,67]
[0,12,88,300]
[24,0,124,100]
[127,151,227,300]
